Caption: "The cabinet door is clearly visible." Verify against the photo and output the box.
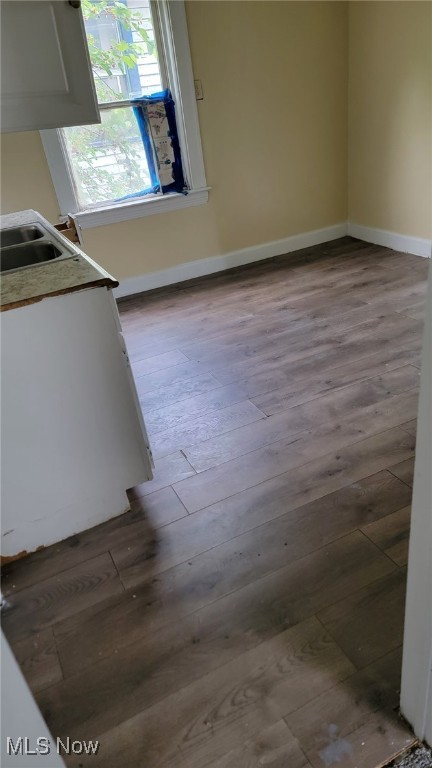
[1,0,100,133]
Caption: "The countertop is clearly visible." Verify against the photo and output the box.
[0,210,118,312]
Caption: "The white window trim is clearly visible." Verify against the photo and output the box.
[40,0,208,230]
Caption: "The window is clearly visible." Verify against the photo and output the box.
[41,0,208,229]
[63,0,165,207]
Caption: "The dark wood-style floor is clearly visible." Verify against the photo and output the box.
[2,237,429,768]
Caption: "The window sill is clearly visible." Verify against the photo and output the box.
[73,187,209,230]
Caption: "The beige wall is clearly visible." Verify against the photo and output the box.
[0,2,348,279]
[186,1,348,253]
[0,131,59,223]
[348,1,432,240]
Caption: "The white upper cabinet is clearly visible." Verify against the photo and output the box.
[1,0,100,132]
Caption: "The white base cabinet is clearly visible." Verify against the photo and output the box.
[1,286,152,558]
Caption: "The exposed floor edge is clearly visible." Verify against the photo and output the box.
[374,740,418,768]
[377,742,432,768]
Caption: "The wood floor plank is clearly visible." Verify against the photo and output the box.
[124,307,257,354]
[1,487,187,597]
[175,412,416,514]
[134,359,207,390]
[183,384,418,477]
[317,567,407,669]
[281,242,381,271]
[176,264,419,325]
[122,250,385,330]
[285,648,414,768]
[111,469,404,593]
[125,293,370,363]
[139,373,224,413]
[57,617,355,768]
[178,452,411,560]
[303,713,414,768]
[46,533,395,731]
[388,457,415,487]
[362,506,411,567]
[370,365,420,393]
[254,269,424,324]
[131,267,413,347]
[175,302,406,364]
[176,313,420,372]
[399,419,417,437]
[53,474,409,672]
[172,306,348,362]
[129,451,196,498]
[10,628,63,694]
[128,485,188,528]
[251,359,419,416]
[1,553,124,645]
[401,306,425,322]
[125,304,254,337]
[130,348,189,372]
[397,300,426,322]
[200,721,310,768]
[145,383,254,435]
[187,344,421,436]
[362,277,426,307]
[141,461,411,592]
[150,400,266,459]
[119,243,425,335]
[320,247,426,275]
[208,322,421,388]
[125,300,259,342]
[380,251,429,273]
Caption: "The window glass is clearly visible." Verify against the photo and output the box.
[61,0,164,207]
[63,107,153,207]
[83,0,163,103]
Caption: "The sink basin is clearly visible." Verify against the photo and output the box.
[0,242,63,273]
[0,225,44,248]
[0,219,78,274]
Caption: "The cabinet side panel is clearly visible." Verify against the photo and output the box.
[1,287,151,556]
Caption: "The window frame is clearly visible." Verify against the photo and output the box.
[40,0,208,229]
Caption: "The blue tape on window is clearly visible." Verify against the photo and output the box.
[113,101,161,201]
[132,100,160,190]
[114,183,160,202]
[131,89,186,194]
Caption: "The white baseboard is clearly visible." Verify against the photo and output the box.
[113,220,431,299]
[113,222,348,299]
[348,222,432,259]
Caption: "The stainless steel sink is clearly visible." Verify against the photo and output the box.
[0,242,63,273]
[0,221,77,274]
[0,225,44,248]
